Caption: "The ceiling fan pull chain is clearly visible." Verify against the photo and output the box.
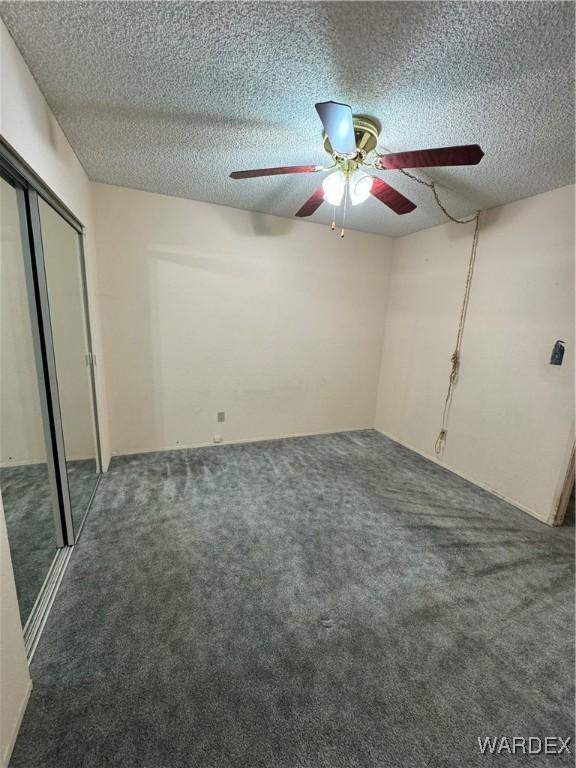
[331,206,336,231]
[398,167,478,224]
[340,182,348,238]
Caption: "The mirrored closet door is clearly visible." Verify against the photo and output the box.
[38,198,100,535]
[0,174,59,626]
[0,148,101,643]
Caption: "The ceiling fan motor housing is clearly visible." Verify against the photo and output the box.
[323,114,381,161]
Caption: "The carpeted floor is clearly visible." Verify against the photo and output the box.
[1,462,56,624]
[9,431,574,767]
[1,459,99,625]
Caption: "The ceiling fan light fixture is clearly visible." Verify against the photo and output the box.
[322,171,345,206]
[230,99,485,226]
[349,170,373,206]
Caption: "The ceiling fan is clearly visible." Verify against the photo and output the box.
[230,101,484,232]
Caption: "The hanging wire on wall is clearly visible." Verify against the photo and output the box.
[397,167,482,455]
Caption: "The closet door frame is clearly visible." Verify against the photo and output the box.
[27,189,76,543]
[0,140,102,545]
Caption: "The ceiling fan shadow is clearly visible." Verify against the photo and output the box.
[53,99,287,153]
[316,3,438,102]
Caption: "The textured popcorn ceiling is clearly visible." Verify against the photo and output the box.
[0,1,574,236]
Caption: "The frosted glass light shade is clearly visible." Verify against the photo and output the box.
[349,170,373,206]
[322,171,345,206]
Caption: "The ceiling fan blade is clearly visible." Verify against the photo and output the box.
[295,187,325,218]
[315,101,357,157]
[376,144,484,170]
[230,165,321,180]
[370,178,416,215]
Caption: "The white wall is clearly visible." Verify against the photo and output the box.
[92,180,574,525]
[92,183,392,455]
[0,496,32,768]
[375,184,575,524]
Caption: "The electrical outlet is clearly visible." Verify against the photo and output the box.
[217,411,225,423]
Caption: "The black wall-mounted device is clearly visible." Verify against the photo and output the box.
[550,340,566,366]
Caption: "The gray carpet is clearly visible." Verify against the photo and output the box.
[1,462,56,624]
[9,431,574,767]
[1,459,99,625]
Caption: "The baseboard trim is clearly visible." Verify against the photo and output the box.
[374,428,550,526]
[0,454,95,469]
[0,458,45,469]
[110,426,374,460]
[2,679,32,768]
